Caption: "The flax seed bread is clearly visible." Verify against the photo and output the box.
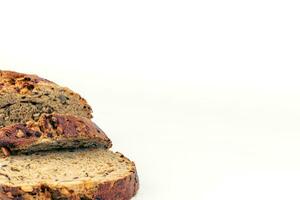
[0,148,139,200]
[0,70,92,127]
[0,113,112,155]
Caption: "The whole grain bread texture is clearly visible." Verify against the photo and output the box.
[0,148,139,200]
[0,113,112,155]
[0,70,92,127]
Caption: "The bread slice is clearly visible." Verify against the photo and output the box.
[0,70,92,127]
[0,148,139,200]
[0,113,112,155]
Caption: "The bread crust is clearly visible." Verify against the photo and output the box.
[0,113,112,154]
[0,70,53,94]
[0,155,139,200]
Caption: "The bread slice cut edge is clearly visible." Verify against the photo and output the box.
[0,148,139,200]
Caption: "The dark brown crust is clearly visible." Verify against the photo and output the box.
[93,162,139,200]
[0,158,139,200]
[0,113,112,154]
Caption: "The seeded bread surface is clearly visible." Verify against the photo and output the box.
[0,148,139,200]
[0,113,112,154]
[0,70,139,200]
[0,70,92,127]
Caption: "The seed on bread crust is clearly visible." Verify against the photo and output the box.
[16,130,25,138]
[34,132,41,138]
[21,185,33,192]
[1,147,10,157]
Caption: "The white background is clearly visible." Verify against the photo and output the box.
[1,1,300,199]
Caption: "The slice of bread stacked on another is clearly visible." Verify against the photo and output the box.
[0,70,92,128]
[0,113,112,155]
[0,71,139,200]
